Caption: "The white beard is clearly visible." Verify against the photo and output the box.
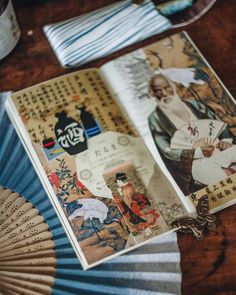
[159,95,197,129]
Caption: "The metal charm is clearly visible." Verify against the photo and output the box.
[171,195,216,239]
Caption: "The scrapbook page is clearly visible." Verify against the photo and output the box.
[101,31,236,213]
[5,31,236,269]
[5,68,186,269]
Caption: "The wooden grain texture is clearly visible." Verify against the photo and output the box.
[1,1,236,294]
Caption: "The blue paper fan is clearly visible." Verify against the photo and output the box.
[0,96,181,295]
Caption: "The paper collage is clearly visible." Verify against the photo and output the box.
[9,68,182,268]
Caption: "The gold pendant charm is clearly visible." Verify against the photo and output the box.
[171,195,216,240]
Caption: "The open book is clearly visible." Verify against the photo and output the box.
[5,31,236,269]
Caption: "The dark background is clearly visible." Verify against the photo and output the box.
[1,1,236,294]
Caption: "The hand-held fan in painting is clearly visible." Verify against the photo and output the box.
[171,119,226,149]
[0,187,56,295]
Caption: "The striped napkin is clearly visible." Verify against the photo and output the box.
[43,0,171,68]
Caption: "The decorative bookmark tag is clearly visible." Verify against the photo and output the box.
[171,195,216,239]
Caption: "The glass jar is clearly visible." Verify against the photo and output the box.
[0,0,21,60]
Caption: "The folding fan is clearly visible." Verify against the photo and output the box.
[171,119,226,150]
[0,187,56,295]
[0,97,181,295]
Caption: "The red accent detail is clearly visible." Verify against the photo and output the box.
[49,173,60,190]
[224,168,235,176]
[43,141,55,148]
[76,179,87,190]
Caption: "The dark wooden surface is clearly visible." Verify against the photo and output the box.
[1,1,236,294]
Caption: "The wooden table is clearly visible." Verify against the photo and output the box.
[1,1,236,294]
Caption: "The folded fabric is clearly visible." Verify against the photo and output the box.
[43,0,216,68]
[0,93,182,294]
[43,0,171,68]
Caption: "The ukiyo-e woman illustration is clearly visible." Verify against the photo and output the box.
[103,162,160,239]
[46,154,131,265]
[12,69,139,266]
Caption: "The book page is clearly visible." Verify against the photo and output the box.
[100,32,236,213]
[5,68,186,269]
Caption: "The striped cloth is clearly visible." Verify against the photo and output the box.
[0,93,182,295]
[43,0,171,68]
